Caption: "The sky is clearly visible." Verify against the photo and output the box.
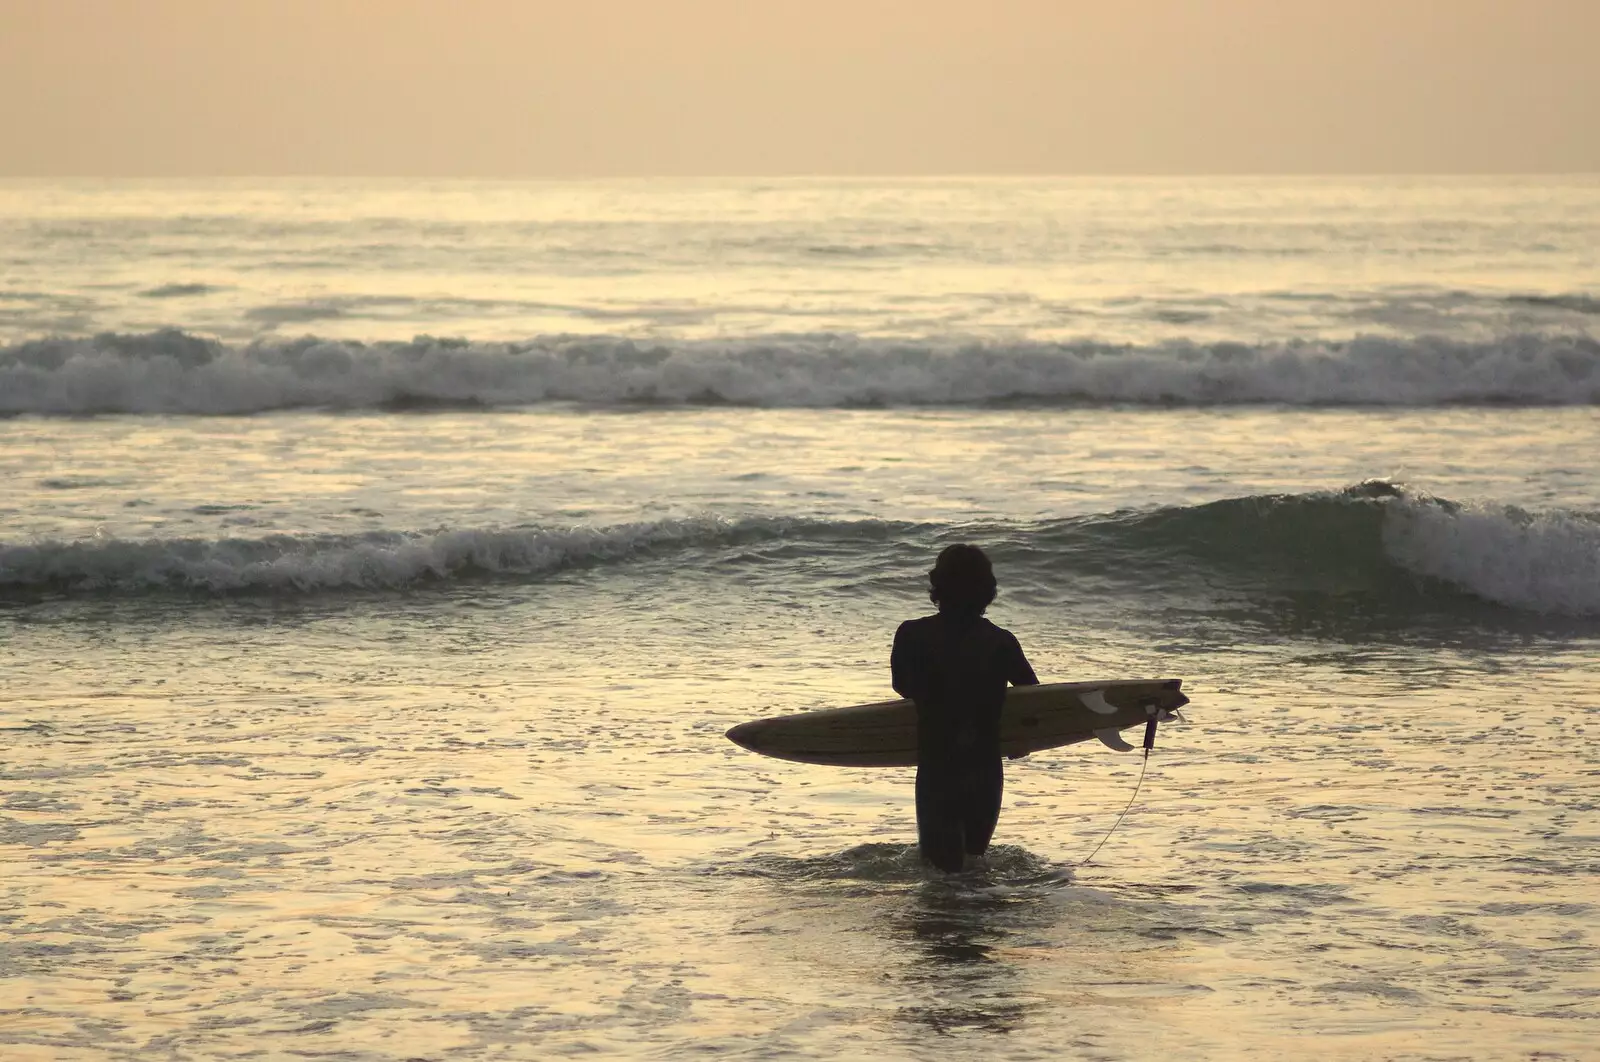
[2,0,1596,177]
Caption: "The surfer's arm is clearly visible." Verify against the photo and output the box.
[1007,634,1040,687]
[890,621,924,700]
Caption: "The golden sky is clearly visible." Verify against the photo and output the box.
[2,0,1595,176]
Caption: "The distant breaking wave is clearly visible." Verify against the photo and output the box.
[4,485,1596,617]
[2,330,1598,413]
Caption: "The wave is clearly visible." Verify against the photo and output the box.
[138,283,222,300]
[1021,482,1600,618]
[2,331,1598,414]
[4,485,1596,617]
[0,516,852,596]
[1508,294,1600,316]
[1379,495,1600,616]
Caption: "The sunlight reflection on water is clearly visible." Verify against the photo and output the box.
[3,406,1598,1059]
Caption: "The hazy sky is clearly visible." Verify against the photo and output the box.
[2,0,1596,176]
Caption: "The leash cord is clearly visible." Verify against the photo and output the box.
[1076,747,1151,868]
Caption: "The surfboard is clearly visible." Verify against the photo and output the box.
[725,679,1188,767]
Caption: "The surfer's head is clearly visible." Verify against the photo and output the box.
[928,544,997,614]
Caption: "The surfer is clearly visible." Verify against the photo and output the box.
[892,544,1038,872]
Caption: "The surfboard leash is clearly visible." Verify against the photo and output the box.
[1076,714,1159,868]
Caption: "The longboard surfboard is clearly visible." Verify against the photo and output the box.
[726,679,1188,767]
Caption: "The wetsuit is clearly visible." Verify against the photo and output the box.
[891,611,1038,872]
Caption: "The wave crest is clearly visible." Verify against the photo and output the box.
[3,331,1598,413]
[0,517,802,595]
[5,488,1596,617]
[1382,496,1600,616]
[991,482,1596,618]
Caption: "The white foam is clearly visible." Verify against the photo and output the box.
[2,331,1597,413]
[1382,498,1600,616]
[0,518,759,594]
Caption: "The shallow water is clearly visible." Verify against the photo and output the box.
[4,178,1599,1059]
[4,406,1598,1060]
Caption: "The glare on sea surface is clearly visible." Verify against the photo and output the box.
[4,402,1598,1059]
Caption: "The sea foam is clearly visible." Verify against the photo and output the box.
[2,331,1597,413]
[0,518,788,594]
[1382,496,1600,616]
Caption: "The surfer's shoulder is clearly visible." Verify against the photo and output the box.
[980,617,1022,642]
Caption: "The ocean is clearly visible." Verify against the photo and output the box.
[2,177,1598,1060]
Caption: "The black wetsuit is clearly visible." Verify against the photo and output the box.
[891,611,1038,872]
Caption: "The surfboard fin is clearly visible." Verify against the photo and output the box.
[1081,690,1118,715]
[1094,728,1136,752]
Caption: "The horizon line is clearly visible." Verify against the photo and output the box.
[4,171,1598,182]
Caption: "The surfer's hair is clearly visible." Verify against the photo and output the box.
[929,544,997,613]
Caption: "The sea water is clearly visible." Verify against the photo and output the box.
[2,178,1598,1060]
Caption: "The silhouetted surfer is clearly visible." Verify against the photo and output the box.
[892,544,1038,872]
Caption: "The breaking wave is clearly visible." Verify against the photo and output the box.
[2,331,1598,413]
[0,517,848,596]
[1380,495,1600,616]
[1051,482,1600,617]
[3,484,1596,617]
